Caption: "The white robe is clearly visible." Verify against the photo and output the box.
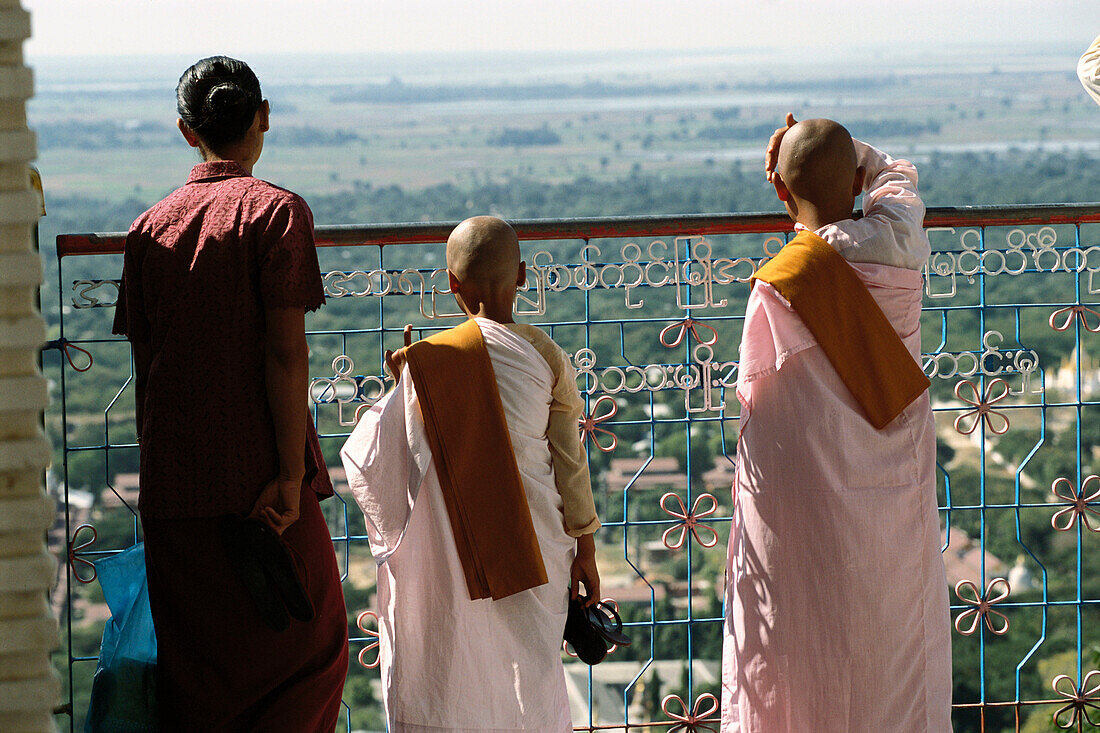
[341,318,575,733]
[721,142,952,732]
[1080,33,1100,107]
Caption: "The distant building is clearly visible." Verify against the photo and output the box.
[940,525,1007,588]
[600,576,668,605]
[701,456,736,492]
[100,473,140,510]
[563,659,720,727]
[1008,554,1037,593]
[603,457,687,493]
[1049,345,1100,398]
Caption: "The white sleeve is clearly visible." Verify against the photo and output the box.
[339,366,430,564]
[829,139,930,269]
[1080,34,1100,107]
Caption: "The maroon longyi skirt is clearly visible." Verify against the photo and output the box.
[142,488,348,732]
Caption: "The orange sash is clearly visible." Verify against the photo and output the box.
[404,318,548,600]
[751,230,930,429]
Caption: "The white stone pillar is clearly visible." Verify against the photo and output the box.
[0,2,61,732]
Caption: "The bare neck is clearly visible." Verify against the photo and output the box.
[201,148,256,175]
[197,131,260,175]
[464,303,515,324]
[792,198,855,231]
[456,288,515,324]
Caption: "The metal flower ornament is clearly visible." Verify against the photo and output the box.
[1050,475,1100,532]
[68,523,98,584]
[953,577,1010,636]
[659,317,719,349]
[1049,304,1100,333]
[45,338,94,372]
[579,395,618,453]
[662,692,719,733]
[355,610,381,669]
[953,378,1010,435]
[1052,670,1100,729]
[660,492,719,550]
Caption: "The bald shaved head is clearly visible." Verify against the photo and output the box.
[776,118,858,207]
[446,216,521,288]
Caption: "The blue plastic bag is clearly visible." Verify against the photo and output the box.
[85,542,157,732]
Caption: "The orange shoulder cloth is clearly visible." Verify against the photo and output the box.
[750,229,930,429]
[404,318,548,600]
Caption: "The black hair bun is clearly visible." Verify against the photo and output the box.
[177,56,263,151]
[203,82,250,124]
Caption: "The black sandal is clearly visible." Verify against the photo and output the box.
[219,515,289,632]
[564,594,608,665]
[243,519,316,624]
[585,600,632,647]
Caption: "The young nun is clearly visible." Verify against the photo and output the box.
[341,216,601,732]
[721,117,952,732]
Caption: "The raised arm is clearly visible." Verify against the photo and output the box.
[835,140,931,269]
[855,140,924,231]
[1080,33,1100,106]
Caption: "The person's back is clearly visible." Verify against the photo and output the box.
[341,216,600,732]
[721,116,952,732]
[112,56,346,732]
[124,168,323,517]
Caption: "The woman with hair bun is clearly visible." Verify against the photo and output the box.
[112,56,347,731]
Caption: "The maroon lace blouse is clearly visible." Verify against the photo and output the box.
[113,160,332,519]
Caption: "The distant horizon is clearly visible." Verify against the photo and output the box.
[28,42,1088,95]
[26,40,1088,62]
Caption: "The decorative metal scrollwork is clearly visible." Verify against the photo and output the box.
[953,378,1011,435]
[68,524,98,584]
[355,610,381,669]
[660,492,718,550]
[1052,670,1100,729]
[1049,304,1100,333]
[662,692,719,733]
[953,578,1010,636]
[579,395,618,453]
[1050,476,1100,532]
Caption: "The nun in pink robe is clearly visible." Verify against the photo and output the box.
[340,318,576,733]
[721,141,953,732]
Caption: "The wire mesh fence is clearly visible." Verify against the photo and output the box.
[48,204,1100,732]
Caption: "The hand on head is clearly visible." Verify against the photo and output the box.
[765,113,863,229]
[765,112,797,183]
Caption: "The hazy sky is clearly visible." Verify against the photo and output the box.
[22,0,1099,58]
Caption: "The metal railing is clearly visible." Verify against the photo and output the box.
[48,203,1100,732]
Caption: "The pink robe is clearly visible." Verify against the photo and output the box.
[721,142,952,732]
[341,318,575,733]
